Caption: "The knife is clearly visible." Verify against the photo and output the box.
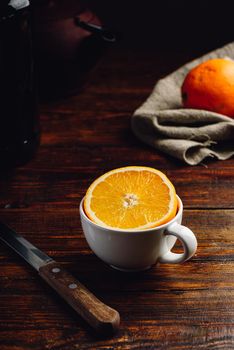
[0,222,120,334]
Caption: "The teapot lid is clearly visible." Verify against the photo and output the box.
[0,0,29,20]
[9,0,30,10]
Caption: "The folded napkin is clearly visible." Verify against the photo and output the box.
[132,42,234,165]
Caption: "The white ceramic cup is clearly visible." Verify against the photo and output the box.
[79,196,197,272]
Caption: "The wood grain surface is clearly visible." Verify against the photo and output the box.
[0,46,234,349]
[39,261,120,334]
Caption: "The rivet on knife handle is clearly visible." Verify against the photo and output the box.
[39,261,120,334]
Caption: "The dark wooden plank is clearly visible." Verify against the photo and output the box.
[0,208,233,256]
[0,47,233,210]
[0,163,233,210]
[0,108,233,209]
[0,209,233,349]
[0,43,233,349]
[0,209,234,293]
[1,290,234,350]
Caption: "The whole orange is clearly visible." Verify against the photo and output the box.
[181,58,234,117]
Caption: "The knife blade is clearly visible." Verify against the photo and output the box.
[0,222,53,270]
[0,222,120,334]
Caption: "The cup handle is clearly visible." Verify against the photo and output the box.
[159,222,197,264]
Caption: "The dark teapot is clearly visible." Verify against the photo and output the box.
[33,0,116,99]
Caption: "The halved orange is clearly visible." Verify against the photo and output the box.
[84,166,177,230]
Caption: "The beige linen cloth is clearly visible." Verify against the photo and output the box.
[131,42,234,165]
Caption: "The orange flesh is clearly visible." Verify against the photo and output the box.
[84,168,177,230]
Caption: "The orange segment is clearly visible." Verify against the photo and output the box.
[84,166,177,230]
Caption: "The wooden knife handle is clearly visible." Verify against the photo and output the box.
[39,261,120,334]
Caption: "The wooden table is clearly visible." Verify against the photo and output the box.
[0,46,234,349]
